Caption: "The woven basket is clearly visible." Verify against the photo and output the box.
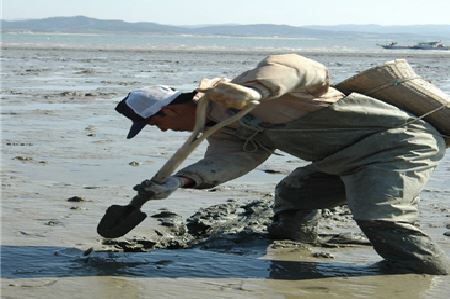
[335,59,450,146]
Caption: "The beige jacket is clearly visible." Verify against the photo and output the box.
[177,54,344,188]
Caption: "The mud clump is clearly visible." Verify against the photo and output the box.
[99,198,273,252]
[263,169,282,174]
[186,201,239,236]
[152,209,187,236]
[14,155,33,161]
[67,196,85,202]
[312,251,335,258]
[98,198,369,253]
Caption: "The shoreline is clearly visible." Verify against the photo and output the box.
[3,43,450,57]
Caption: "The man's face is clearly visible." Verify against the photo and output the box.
[146,103,196,132]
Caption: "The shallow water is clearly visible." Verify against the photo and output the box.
[1,46,450,298]
[2,245,450,299]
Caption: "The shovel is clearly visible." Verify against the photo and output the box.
[97,92,259,238]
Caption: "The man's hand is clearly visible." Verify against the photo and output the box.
[201,81,261,109]
[133,176,183,200]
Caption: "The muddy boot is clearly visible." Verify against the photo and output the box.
[268,210,319,244]
[357,220,449,275]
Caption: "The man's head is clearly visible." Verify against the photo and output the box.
[115,85,197,138]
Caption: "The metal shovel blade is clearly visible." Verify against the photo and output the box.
[97,205,147,238]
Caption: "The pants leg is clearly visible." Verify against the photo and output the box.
[274,164,346,214]
[357,220,449,274]
[269,165,346,242]
[341,153,449,274]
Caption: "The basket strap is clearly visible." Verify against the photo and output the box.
[401,104,448,127]
[365,77,421,96]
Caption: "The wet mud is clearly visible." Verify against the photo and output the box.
[98,197,370,256]
[1,46,449,298]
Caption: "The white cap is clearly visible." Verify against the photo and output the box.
[126,85,182,119]
[115,85,182,138]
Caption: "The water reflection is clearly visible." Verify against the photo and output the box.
[0,245,410,279]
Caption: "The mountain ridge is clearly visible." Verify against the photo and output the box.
[2,16,450,40]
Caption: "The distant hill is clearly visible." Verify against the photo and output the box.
[1,16,188,34]
[304,24,450,37]
[2,16,450,40]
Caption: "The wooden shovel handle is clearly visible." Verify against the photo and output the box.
[129,96,259,208]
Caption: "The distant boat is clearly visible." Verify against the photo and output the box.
[410,41,450,50]
[378,41,450,50]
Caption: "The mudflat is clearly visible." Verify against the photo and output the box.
[1,47,449,298]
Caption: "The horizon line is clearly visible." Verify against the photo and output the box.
[2,15,450,27]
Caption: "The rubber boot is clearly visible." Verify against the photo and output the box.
[268,210,320,244]
[357,220,449,275]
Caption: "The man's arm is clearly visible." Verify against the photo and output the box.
[175,128,272,189]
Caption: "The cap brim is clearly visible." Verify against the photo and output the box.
[127,122,147,139]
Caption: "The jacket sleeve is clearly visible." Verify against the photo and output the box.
[176,128,272,189]
[232,54,330,99]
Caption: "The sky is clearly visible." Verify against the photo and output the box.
[2,0,450,26]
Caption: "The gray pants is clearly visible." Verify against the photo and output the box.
[274,165,345,214]
[270,94,448,274]
[274,163,449,274]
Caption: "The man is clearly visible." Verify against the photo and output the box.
[115,54,448,275]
